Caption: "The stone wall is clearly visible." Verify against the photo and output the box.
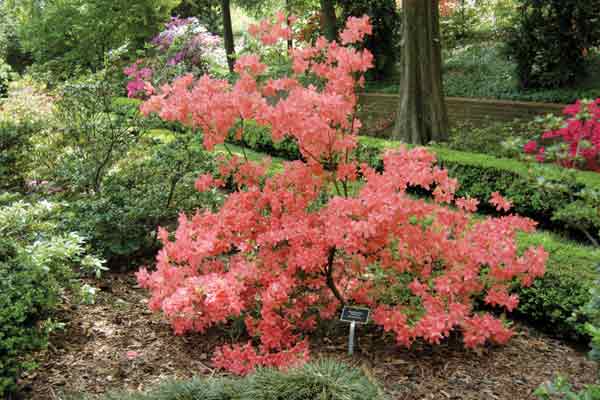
[358,93,566,138]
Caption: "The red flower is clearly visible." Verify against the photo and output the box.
[523,140,538,154]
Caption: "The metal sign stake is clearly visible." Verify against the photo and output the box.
[348,321,356,355]
[340,306,369,357]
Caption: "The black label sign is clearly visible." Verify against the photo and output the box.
[340,307,370,324]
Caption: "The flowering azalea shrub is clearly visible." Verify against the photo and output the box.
[137,14,547,375]
[523,99,600,172]
[124,16,225,98]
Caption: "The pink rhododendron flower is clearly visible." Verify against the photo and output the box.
[489,192,512,212]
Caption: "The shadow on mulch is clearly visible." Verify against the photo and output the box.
[20,273,597,400]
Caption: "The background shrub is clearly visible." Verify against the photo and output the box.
[45,75,145,194]
[0,60,13,97]
[506,0,600,89]
[62,131,223,265]
[0,119,40,192]
[514,232,599,338]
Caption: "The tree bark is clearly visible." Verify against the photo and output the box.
[221,0,236,73]
[286,0,293,50]
[320,0,337,41]
[393,0,449,145]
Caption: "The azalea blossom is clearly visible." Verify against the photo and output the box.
[137,14,547,375]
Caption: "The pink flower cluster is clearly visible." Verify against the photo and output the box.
[248,12,295,45]
[524,99,600,171]
[124,60,153,98]
[137,15,547,375]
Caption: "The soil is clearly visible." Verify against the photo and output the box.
[20,272,598,400]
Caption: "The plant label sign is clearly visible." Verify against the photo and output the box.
[340,306,370,324]
[340,307,370,356]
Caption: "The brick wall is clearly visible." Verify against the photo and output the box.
[358,93,566,138]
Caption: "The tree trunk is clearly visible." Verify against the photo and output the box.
[393,0,449,145]
[286,0,293,50]
[221,0,236,73]
[320,0,337,41]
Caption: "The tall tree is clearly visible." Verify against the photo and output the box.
[393,0,448,145]
[319,0,337,41]
[221,0,236,73]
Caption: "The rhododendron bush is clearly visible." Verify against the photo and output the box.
[523,99,600,172]
[136,14,547,375]
[124,16,225,98]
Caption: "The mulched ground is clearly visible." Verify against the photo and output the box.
[21,273,597,400]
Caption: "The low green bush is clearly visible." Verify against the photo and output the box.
[515,232,599,338]
[446,119,538,158]
[535,377,600,400]
[61,132,223,265]
[74,359,385,400]
[584,265,600,366]
[0,118,40,192]
[0,199,104,397]
[34,80,221,265]
[535,263,600,400]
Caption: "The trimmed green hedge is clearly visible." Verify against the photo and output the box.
[234,125,600,234]
[74,360,385,400]
[514,231,600,338]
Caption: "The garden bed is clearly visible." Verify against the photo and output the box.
[22,273,597,400]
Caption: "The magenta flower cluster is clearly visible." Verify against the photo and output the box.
[124,60,153,98]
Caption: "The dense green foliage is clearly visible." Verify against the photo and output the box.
[535,376,600,400]
[0,60,13,96]
[7,0,178,79]
[506,0,600,89]
[74,359,385,400]
[31,80,221,264]
[62,130,222,264]
[0,118,40,191]
[40,77,145,194]
[366,43,600,103]
[0,198,104,396]
[446,119,537,158]
[586,267,600,365]
[535,266,600,400]
[515,232,599,338]
[172,0,222,33]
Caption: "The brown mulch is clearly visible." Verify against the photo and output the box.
[21,273,597,400]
